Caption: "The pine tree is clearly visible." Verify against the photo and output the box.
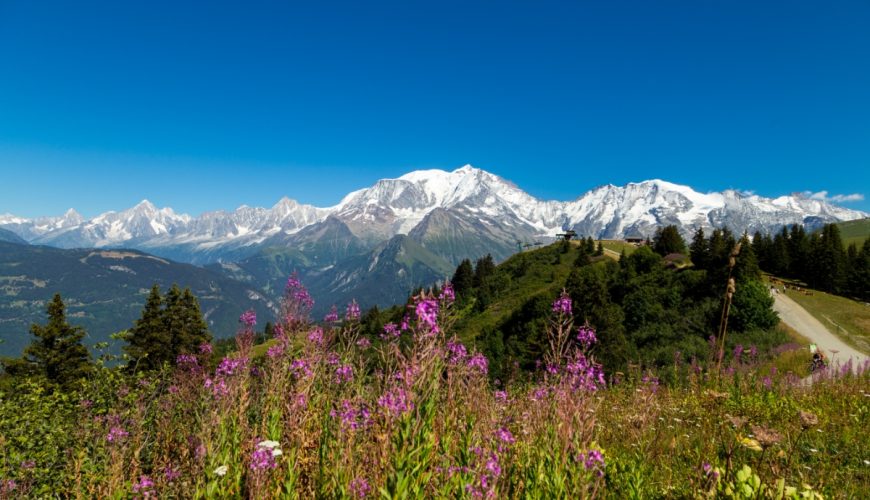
[451,259,474,299]
[689,228,709,269]
[595,241,604,257]
[125,285,170,372]
[733,233,761,283]
[585,237,595,254]
[473,254,496,288]
[178,287,210,353]
[652,225,687,256]
[21,293,91,387]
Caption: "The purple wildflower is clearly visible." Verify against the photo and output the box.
[204,377,229,397]
[335,364,354,384]
[106,426,129,443]
[163,465,181,482]
[733,344,744,361]
[446,340,468,364]
[346,300,360,321]
[467,353,489,375]
[356,337,371,349]
[439,282,455,303]
[552,291,572,315]
[331,399,372,430]
[176,353,198,367]
[216,357,247,377]
[349,477,371,498]
[250,447,277,471]
[132,475,155,497]
[378,387,413,416]
[267,342,285,359]
[495,427,515,445]
[415,299,439,332]
[239,310,257,327]
[307,327,324,346]
[381,322,400,339]
[324,305,339,322]
[577,326,597,348]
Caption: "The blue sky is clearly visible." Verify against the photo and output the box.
[1,0,868,218]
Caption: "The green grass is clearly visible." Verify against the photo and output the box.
[600,240,638,257]
[835,217,870,248]
[779,283,870,355]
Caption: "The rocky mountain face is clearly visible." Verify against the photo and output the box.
[1,165,865,325]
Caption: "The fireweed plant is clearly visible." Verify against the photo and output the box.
[0,276,868,498]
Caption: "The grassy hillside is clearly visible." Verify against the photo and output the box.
[837,217,870,248]
[782,284,870,354]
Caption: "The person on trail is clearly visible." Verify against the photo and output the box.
[810,344,826,371]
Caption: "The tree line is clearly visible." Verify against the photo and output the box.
[750,223,869,301]
[1,284,212,389]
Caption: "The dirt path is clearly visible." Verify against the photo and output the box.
[772,292,868,371]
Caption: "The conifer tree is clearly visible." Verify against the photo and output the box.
[125,285,170,372]
[21,293,91,387]
[473,254,496,288]
[652,225,687,256]
[595,241,604,257]
[689,228,708,269]
[178,287,211,352]
[451,259,474,299]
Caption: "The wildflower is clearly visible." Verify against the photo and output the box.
[250,447,278,471]
[20,460,35,470]
[733,344,744,361]
[266,342,285,359]
[378,387,413,416]
[552,290,572,315]
[485,453,502,478]
[163,465,181,482]
[467,353,489,375]
[307,327,324,346]
[331,399,372,430]
[739,436,763,452]
[381,322,400,339]
[399,314,410,331]
[213,465,228,476]
[495,427,515,445]
[577,326,597,348]
[446,340,468,364]
[132,475,155,497]
[349,477,371,498]
[356,337,371,349]
[204,377,229,397]
[494,390,508,402]
[168,385,179,394]
[290,358,313,378]
[324,305,339,322]
[216,356,247,376]
[107,426,129,443]
[286,275,301,290]
[239,310,257,327]
[199,342,213,355]
[799,410,818,429]
[439,282,455,304]
[293,288,314,309]
[335,364,354,384]
[582,448,605,474]
[762,376,772,389]
[176,353,198,367]
[415,298,439,331]
[346,300,360,321]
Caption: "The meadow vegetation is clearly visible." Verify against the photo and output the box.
[1,272,868,498]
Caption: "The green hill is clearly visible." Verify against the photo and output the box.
[429,237,783,380]
[836,217,870,248]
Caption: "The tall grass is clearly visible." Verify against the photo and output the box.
[1,277,868,498]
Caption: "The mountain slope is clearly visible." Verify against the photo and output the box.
[0,241,271,357]
[0,228,26,245]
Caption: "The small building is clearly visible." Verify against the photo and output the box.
[624,234,645,245]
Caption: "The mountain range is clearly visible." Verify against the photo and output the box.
[1,165,865,355]
[2,165,864,266]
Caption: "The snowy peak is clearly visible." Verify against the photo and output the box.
[0,165,865,262]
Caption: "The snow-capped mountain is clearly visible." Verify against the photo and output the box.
[2,165,866,266]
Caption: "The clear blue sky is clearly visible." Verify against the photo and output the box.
[1,0,868,218]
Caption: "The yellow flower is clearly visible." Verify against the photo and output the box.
[739,436,763,452]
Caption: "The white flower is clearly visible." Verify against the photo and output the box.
[213,465,228,476]
[258,440,280,449]
[271,448,283,457]
[863,459,870,466]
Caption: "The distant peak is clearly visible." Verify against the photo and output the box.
[134,199,157,210]
[453,164,477,173]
